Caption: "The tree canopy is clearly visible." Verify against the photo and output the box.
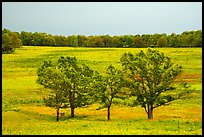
[2,28,23,53]
[3,28,201,48]
[37,56,98,120]
[36,49,193,121]
[120,49,192,119]
[95,65,127,120]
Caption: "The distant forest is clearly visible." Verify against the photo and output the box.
[2,28,202,53]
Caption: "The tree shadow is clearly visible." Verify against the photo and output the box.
[15,109,90,122]
[61,115,88,121]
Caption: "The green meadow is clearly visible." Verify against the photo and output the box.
[2,46,202,135]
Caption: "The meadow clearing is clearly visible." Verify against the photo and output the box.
[2,46,202,135]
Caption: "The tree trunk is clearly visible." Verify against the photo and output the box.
[71,107,75,118]
[56,108,59,121]
[147,106,153,119]
[69,90,75,118]
[107,106,110,120]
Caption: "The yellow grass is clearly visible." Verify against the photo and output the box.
[2,46,202,135]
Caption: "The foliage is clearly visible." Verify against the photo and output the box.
[37,56,97,119]
[94,65,129,120]
[156,36,168,48]
[2,33,14,53]
[37,60,69,121]
[2,28,200,48]
[2,28,23,53]
[120,49,193,119]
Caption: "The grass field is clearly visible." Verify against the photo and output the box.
[2,46,202,135]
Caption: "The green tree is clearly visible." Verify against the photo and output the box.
[141,34,151,47]
[37,57,97,119]
[111,36,121,47]
[54,35,68,46]
[37,60,69,121]
[20,31,34,46]
[2,28,12,34]
[31,32,47,46]
[133,35,145,48]
[78,35,87,47]
[193,30,202,47]
[11,32,23,48]
[124,35,134,48]
[2,29,23,53]
[167,33,181,47]
[43,35,56,46]
[120,49,192,119]
[148,33,164,46]
[58,57,96,117]
[94,36,105,47]
[2,33,14,53]
[156,36,168,48]
[95,65,126,120]
[101,35,112,47]
[67,35,78,47]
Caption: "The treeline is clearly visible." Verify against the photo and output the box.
[19,29,202,48]
[2,28,202,53]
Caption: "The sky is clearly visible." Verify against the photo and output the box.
[2,2,202,36]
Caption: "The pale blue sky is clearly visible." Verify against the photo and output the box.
[2,2,202,36]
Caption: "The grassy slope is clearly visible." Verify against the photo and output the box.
[2,46,202,135]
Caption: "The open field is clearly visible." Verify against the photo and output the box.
[2,46,202,135]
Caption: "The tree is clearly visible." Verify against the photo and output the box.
[53,35,68,46]
[147,33,164,46]
[11,32,23,48]
[193,30,202,47]
[95,65,126,120]
[120,49,192,119]
[133,36,146,48]
[2,29,23,53]
[78,35,87,47]
[156,36,168,48]
[67,35,78,47]
[94,36,105,47]
[37,60,69,121]
[2,33,14,53]
[123,35,134,48]
[101,35,112,47]
[37,56,97,118]
[111,36,121,47]
[59,56,99,117]
[43,35,56,46]
[20,31,34,46]
[141,34,151,47]
[167,33,181,47]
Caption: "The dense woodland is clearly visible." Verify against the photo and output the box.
[2,28,202,53]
